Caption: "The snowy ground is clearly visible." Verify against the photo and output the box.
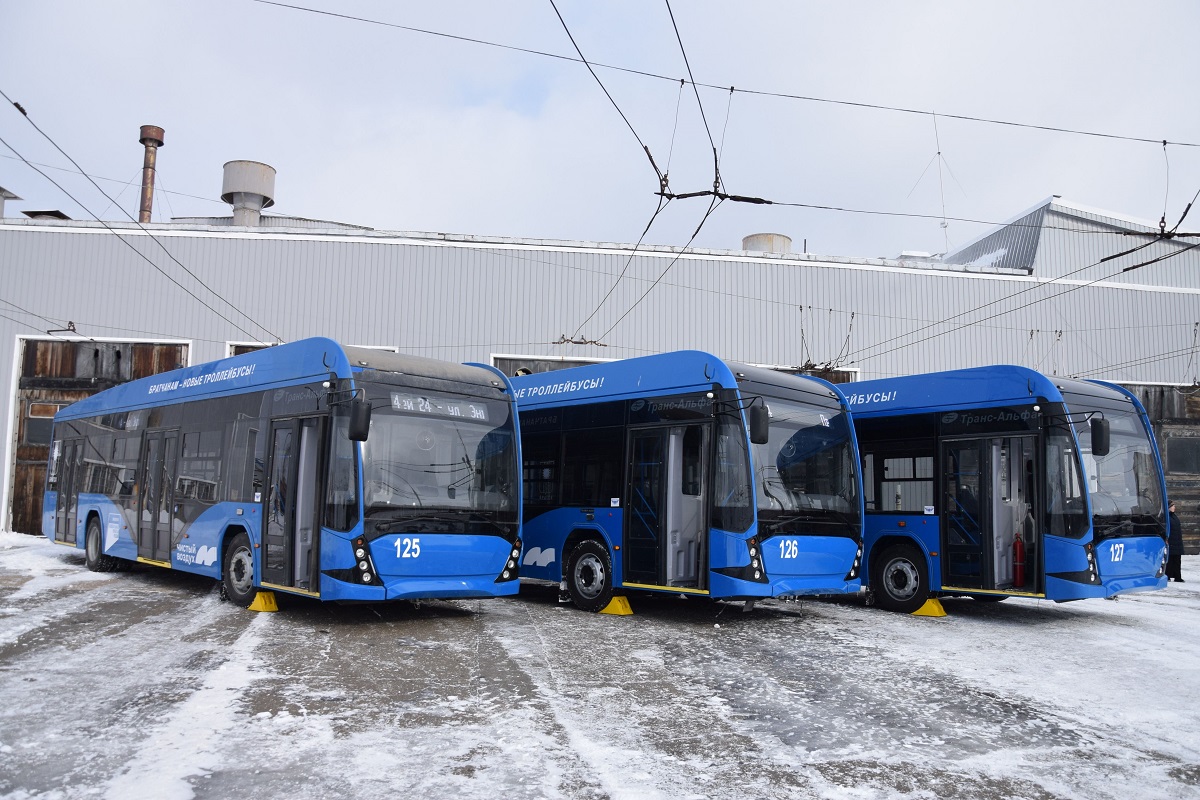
[1,530,1198,800]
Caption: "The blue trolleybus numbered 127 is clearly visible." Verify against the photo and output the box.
[42,338,523,607]
[511,351,864,611]
[847,365,1169,612]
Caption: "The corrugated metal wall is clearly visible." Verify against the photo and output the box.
[2,217,1198,528]
[1,219,1195,379]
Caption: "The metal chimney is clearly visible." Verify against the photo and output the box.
[221,160,276,227]
[138,125,165,223]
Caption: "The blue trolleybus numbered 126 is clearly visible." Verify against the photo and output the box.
[847,365,1169,612]
[42,338,523,608]
[512,351,864,611]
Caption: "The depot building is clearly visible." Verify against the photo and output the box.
[2,133,1197,545]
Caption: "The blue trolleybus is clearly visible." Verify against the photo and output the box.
[43,338,522,607]
[511,351,864,611]
[847,365,1168,612]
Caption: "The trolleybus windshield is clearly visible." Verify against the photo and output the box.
[1061,390,1164,539]
[750,393,859,537]
[360,382,517,527]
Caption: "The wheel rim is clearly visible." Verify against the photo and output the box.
[883,557,919,601]
[573,553,606,600]
[228,548,254,596]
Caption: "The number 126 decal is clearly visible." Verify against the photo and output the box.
[778,539,799,559]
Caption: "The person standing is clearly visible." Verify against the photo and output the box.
[1167,501,1184,582]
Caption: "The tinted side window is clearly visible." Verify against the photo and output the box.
[522,432,560,508]
[562,428,623,506]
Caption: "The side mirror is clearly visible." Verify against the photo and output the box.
[349,398,372,442]
[748,400,770,445]
[1090,417,1110,457]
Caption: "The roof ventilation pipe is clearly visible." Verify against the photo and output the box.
[137,125,165,223]
[741,233,792,254]
[0,186,20,218]
[221,160,276,227]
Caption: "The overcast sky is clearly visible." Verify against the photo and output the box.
[2,0,1197,259]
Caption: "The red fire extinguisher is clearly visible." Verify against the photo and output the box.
[1013,535,1026,587]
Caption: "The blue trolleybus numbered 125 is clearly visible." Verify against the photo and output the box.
[42,338,523,607]
[847,365,1169,612]
[512,351,864,611]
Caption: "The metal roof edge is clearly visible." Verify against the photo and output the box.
[0,219,1037,273]
[1048,198,1161,232]
[1,216,1192,295]
[940,195,1057,263]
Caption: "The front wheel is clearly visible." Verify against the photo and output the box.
[565,540,614,612]
[84,517,120,573]
[222,532,257,607]
[872,543,929,613]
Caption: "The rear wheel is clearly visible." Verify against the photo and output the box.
[872,543,928,613]
[84,517,121,572]
[222,532,256,607]
[566,540,613,612]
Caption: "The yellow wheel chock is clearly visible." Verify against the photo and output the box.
[600,596,633,615]
[248,591,279,612]
[912,598,946,617]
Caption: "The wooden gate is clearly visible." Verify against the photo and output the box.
[10,340,187,534]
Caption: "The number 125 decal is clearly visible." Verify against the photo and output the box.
[396,537,421,558]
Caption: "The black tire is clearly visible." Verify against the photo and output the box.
[871,543,929,613]
[222,532,257,608]
[565,540,614,612]
[971,594,1007,603]
[84,517,121,573]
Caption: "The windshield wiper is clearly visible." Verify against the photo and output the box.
[1092,517,1139,539]
[374,515,451,532]
[460,510,514,536]
[766,509,856,531]
[372,508,514,535]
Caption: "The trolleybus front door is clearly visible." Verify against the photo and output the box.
[137,430,177,562]
[53,438,84,544]
[625,424,708,590]
[941,436,1038,593]
[942,439,987,588]
[262,417,324,591]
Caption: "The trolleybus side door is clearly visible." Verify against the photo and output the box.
[54,438,84,544]
[625,424,709,589]
[262,416,324,591]
[137,430,178,562]
[942,439,987,589]
[941,435,1039,592]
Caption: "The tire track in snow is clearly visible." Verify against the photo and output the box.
[102,613,273,800]
[482,594,822,799]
